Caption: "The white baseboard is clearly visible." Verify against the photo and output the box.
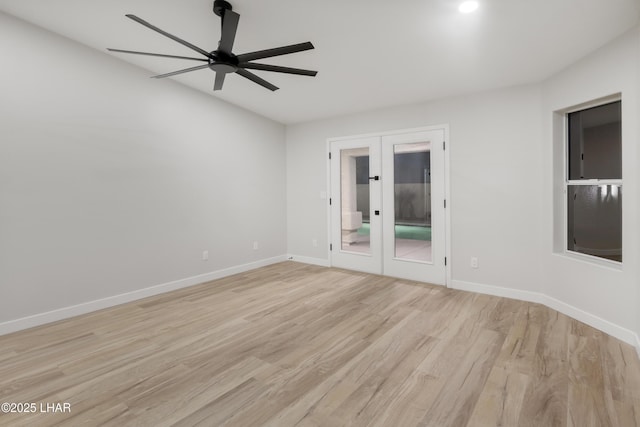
[451,279,638,349]
[451,280,545,305]
[286,254,330,267]
[5,261,639,357]
[543,294,638,347]
[0,255,287,337]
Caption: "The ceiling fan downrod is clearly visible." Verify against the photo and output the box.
[213,0,232,17]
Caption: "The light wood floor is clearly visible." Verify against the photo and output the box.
[1,262,640,426]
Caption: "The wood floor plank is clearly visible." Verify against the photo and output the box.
[493,304,543,375]
[419,328,505,427]
[370,373,445,427]
[567,334,616,426]
[341,335,440,427]
[518,307,571,427]
[466,366,530,427]
[1,262,639,427]
[115,357,272,426]
[262,310,430,426]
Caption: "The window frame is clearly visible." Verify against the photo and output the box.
[562,96,623,265]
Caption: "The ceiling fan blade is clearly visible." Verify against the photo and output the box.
[218,10,240,53]
[151,64,210,79]
[126,14,213,59]
[214,71,226,91]
[236,69,279,91]
[239,62,317,77]
[236,42,314,63]
[107,48,208,62]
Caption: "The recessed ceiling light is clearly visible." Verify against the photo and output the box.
[459,1,479,13]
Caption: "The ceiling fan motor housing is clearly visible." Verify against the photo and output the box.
[209,51,238,73]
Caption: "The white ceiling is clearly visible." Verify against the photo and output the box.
[1,0,638,124]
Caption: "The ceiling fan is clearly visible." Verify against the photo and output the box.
[107,0,317,91]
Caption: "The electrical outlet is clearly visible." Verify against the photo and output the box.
[202,250,209,261]
[471,257,478,268]
[253,241,259,250]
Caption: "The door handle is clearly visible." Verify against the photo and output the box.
[368,176,380,181]
[374,210,380,216]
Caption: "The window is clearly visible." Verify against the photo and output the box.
[565,100,622,263]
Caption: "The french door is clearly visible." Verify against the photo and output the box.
[329,128,447,285]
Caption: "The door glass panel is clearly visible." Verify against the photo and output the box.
[341,148,370,253]
[393,142,431,262]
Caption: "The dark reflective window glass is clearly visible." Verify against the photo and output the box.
[567,185,622,262]
[568,101,621,180]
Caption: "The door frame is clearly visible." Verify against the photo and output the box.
[326,125,451,286]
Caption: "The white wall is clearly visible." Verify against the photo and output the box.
[1,10,638,350]
[286,84,544,291]
[540,26,640,338]
[286,26,640,345]
[0,12,286,329]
